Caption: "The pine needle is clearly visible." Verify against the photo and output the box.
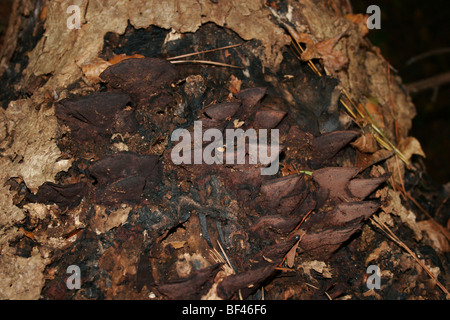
[167,43,242,61]
[370,215,450,298]
[170,59,242,69]
[284,22,409,165]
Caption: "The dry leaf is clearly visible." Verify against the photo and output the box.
[19,227,35,240]
[418,220,450,253]
[315,33,348,73]
[360,99,386,131]
[382,189,423,241]
[92,205,132,234]
[285,229,305,268]
[299,32,348,74]
[108,53,145,65]
[233,119,245,128]
[284,23,316,51]
[81,57,112,83]
[300,260,332,279]
[398,137,426,162]
[296,34,320,61]
[351,133,379,153]
[229,75,242,94]
[365,241,390,264]
[167,241,186,249]
[344,13,369,36]
[365,101,385,128]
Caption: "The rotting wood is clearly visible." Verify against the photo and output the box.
[0,0,447,300]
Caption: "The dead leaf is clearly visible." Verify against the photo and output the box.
[300,260,332,279]
[233,119,245,128]
[314,33,349,73]
[81,57,112,83]
[285,229,305,268]
[19,227,35,240]
[398,137,426,162]
[92,205,132,234]
[351,133,379,153]
[284,24,316,52]
[344,13,369,36]
[286,26,348,74]
[295,33,319,61]
[418,220,450,253]
[382,189,423,241]
[365,241,390,264]
[108,53,145,65]
[229,75,242,94]
[168,241,186,249]
[359,99,386,131]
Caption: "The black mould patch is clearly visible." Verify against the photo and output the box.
[102,25,170,60]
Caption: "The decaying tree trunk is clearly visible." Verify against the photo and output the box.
[0,0,448,300]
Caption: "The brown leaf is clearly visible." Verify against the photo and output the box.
[398,137,426,162]
[303,33,348,73]
[285,229,305,268]
[418,220,450,253]
[81,57,111,83]
[288,30,318,61]
[363,100,386,131]
[92,205,132,234]
[108,53,145,65]
[344,13,369,36]
[351,133,379,153]
[228,74,242,94]
[286,25,316,50]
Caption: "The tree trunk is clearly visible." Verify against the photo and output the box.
[0,0,448,300]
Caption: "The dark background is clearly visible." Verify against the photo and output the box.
[0,0,449,184]
[351,0,450,185]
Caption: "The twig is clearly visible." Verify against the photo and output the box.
[404,192,450,243]
[370,216,450,298]
[405,71,450,93]
[290,27,409,164]
[389,160,450,248]
[435,196,448,217]
[216,240,236,273]
[387,65,399,142]
[169,59,243,69]
[167,43,242,61]
[405,48,450,66]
